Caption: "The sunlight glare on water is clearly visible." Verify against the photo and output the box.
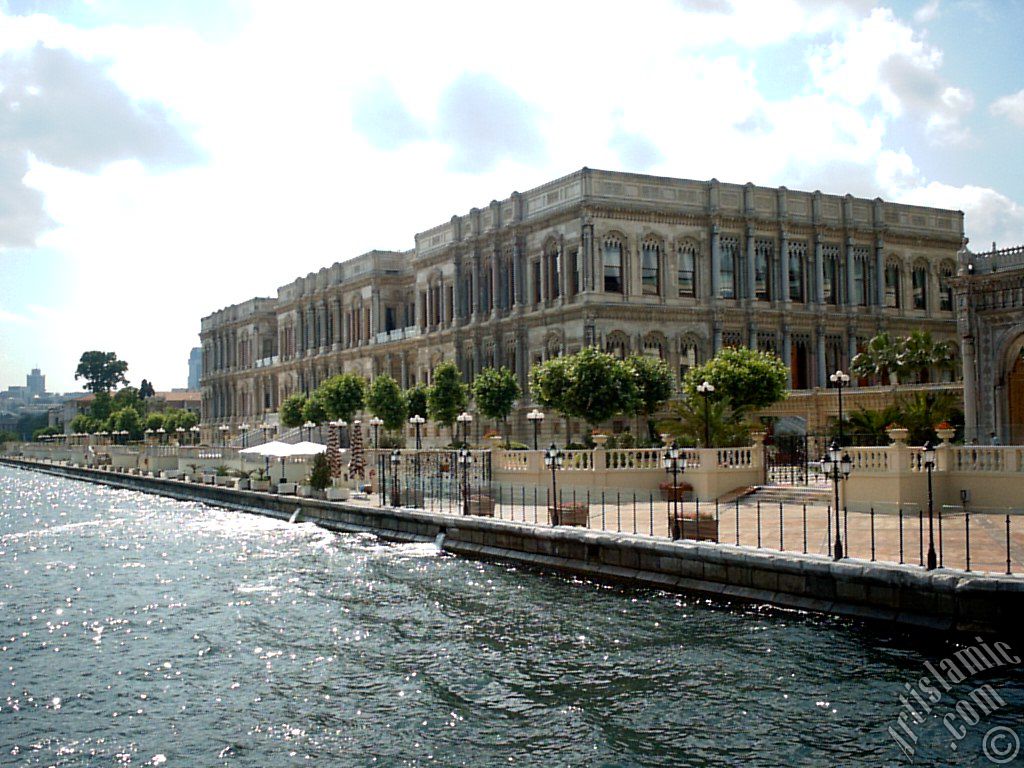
[0,465,1021,767]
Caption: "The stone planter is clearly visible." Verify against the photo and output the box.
[233,478,250,490]
[326,486,349,501]
[936,427,956,443]
[887,427,910,445]
[548,502,590,527]
[277,482,297,495]
[389,488,425,507]
[669,513,719,542]
[466,494,495,516]
[214,475,232,487]
[296,484,313,497]
[250,479,272,492]
[202,474,216,485]
[658,481,693,502]
[591,434,608,447]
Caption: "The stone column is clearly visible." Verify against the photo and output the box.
[712,320,723,354]
[415,287,424,330]
[371,289,381,336]
[845,238,855,306]
[318,301,328,350]
[962,335,978,442]
[471,251,481,321]
[400,355,408,389]
[816,326,827,388]
[874,236,885,307]
[847,327,858,385]
[491,252,500,317]
[710,224,721,299]
[745,226,756,301]
[514,238,525,309]
[780,232,790,305]
[454,256,464,323]
[814,234,825,305]
[558,241,567,302]
[782,325,793,389]
[748,323,758,350]
[582,220,594,292]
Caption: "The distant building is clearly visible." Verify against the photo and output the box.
[956,242,1024,443]
[26,367,45,398]
[188,347,202,391]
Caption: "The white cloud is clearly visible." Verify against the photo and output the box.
[914,0,941,24]
[990,89,1024,127]
[896,182,1024,249]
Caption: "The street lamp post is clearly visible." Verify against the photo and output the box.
[190,425,201,445]
[829,369,851,448]
[526,408,545,451]
[663,442,685,540]
[239,422,249,448]
[822,440,852,560]
[260,423,271,444]
[175,426,185,445]
[544,443,564,524]
[697,381,715,448]
[156,427,166,445]
[409,414,425,449]
[458,447,473,515]
[368,416,383,449]
[456,411,473,447]
[390,450,401,506]
[303,420,316,442]
[144,428,154,445]
[218,424,229,447]
[924,441,938,570]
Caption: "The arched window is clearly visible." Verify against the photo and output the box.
[853,246,872,306]
[641,240,660,296]
[885,260,901,308]
[720,236,739,299]
[643,332,666,359]
[912,261,928,310]
[754,239,773,301]
[547,244,562,300]
[677,243,697,298]
[822,244,841,305]
[679,337,700,382]
[605,331,630,359]
[603,237,623,294]
[789,241,806,302]
[939,261,955,312]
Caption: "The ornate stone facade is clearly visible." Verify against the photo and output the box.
[200,168,963,441]
[955,243,1024,443]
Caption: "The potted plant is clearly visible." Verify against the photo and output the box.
[232,470,250,490]
[668,509,719,542]
[935,421,956,443]
[326,477,350,501]
[466,493,495,516]
[886,423,910,444]
[305,453,331,500]
[214,465,233,486]
[250,468,272,492]
[590,429,609,447]
[548,501,590,527]
[658,479,693,502]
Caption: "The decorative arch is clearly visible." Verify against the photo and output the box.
[601,231,627,294]
[605,330,630,359]
[998,328,1024,444]
[642,331,668,359]
[640,235,662,296]
[544,331,564,360]
[884,254,903,309]
[911,257,930,310]
[938,259,956,311]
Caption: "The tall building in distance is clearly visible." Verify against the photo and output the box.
[200,168,964,441]
[188,347,202,391]
[26,368,45,398]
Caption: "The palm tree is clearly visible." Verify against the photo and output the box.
[851,333,898,385]
[658,397,754,448]
[896,390,963,444]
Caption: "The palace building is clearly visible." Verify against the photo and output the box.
[200,168,964,441]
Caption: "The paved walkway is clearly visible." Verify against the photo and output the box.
[343,490,1024,576]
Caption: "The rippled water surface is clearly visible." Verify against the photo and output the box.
[1,466,1022,767]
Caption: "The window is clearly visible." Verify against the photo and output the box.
[385,307,396,332]
[532,260,542,304]
[755,240,773,301]
[939,263,954,311]
[823,245,840,305]
[570,248,581,296]
[885,263,901,308]
[677,245,696,297]
[547,248,561,300]
[720,237,738,299]
[603,237,623,294]
[789,242,806,302]
[641,241,660,295]
[913,264,928,310]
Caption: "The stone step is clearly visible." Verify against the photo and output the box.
[743,485,833,506]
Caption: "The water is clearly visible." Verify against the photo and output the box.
[1,465,1022,767]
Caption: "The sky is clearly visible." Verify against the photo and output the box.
[2,0,1023,394]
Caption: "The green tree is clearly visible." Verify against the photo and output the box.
[896,390,963,444]
[851,333,899,386]
[404,385,429,422]
[307,452,332,492]
[144,412,166,432]
[366,374,407,433]
[280,394,307,428]
[0,429,18,444]
[302,396,328,425]
[69,414,97,434]
[139,379,156,399]
[108,407,143,440]
[315,373,366,423]
[472,366,520,441]
[625,355,674,443]
[74,351,129,393]
[658,397,753,448]
[427,362,468,441]
[561,347,638,429]
[530,355,574,442]
[682,347,788,410]
[87,390,114,423]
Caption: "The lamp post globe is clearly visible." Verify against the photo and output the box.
[526,408,545,451]
[696,381,715,448]
[829,370,851,448]
[456,411,473,447]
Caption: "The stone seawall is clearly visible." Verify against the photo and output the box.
[3,458,1020,634]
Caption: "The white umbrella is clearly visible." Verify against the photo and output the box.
[239,440,296,457]
[289,441,328,456]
